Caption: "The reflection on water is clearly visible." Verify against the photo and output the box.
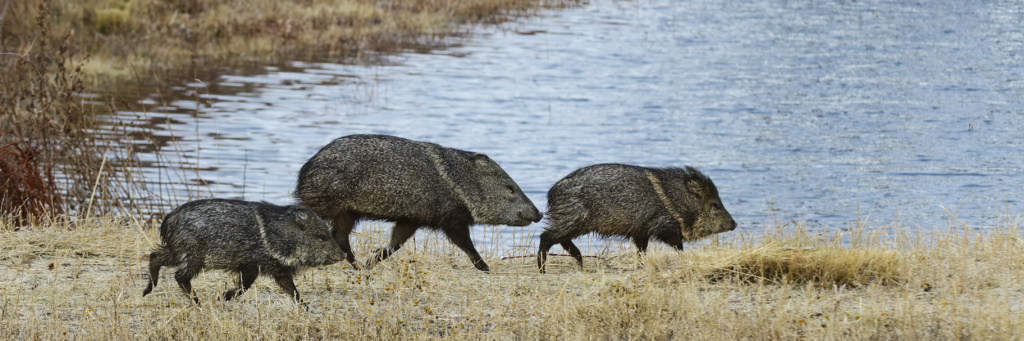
[111,0,1024,251]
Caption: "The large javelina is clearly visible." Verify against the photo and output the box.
[295,134,542,272]
[538,164,736,272]
[142,199,343,304]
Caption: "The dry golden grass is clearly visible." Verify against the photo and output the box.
[1,0,579,82]
[2,214,1022,339]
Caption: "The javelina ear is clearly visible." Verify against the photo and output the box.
[470,153,492,164]
[688,178,705,200]
[292,208,312,226]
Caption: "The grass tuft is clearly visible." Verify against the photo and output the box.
[93,8,128,35]
[698,245,903,287]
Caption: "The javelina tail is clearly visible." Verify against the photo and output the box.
[143,246,172,297]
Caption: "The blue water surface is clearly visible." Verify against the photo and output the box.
[116,0,1024,252]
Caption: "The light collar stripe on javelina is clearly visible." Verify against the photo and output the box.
[425,143,477,220]
[643,169,687,234]
[537,164,737,273]
[255,208,304,268]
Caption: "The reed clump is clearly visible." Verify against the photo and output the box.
[2,215,1021,339]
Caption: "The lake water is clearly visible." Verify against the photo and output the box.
[113,0,1024,252]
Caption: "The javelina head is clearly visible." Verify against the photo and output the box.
[681,167,737,240]
[460,153,543,226]
[258,205,345,267]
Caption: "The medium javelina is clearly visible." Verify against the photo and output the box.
[538,164,736,272]
[142,199,343,304]
[295,134,543,272]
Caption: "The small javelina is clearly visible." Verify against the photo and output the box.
[295,134,542,272]
[142,199,343,304]
[538,164,736,272]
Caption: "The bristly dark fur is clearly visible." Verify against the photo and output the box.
[295,134,542,272]
[538,163,736,273]
[142,199,343,304]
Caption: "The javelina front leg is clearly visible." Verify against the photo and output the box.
[632,237,650,254]
[444,225,489,272]
[632,237,650,268]
[273,275,302,303]
[332,212,360,269]
[222,269,258,301]
[365,221,418,269]
[656,230,685,251]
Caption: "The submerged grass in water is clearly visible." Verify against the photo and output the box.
[1,216,1021,339]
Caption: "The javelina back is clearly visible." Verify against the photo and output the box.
[295,134,543,272]
[538,164,736,272]
[142,199,343,304]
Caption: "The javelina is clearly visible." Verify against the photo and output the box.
[295,134,543,272]
[142,199,344,304]
[538,164,736,272]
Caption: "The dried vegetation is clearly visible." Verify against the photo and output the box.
[1,3,153,225]
[1,0,579,81]
[0,0,578,223]
[2,1,1022,339]
[2,217,1021,339]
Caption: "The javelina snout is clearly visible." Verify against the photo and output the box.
[518,206,543,225]
[505,188,543,225]
[142,199,343,304]
[538,164,737,273]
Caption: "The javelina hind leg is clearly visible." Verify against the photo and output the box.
[560,241,584,269]
[365,221,418,269]
[537,231,556,273]
[444,225,489,272]
[174,264,202,304]
[273,275,301,303]
[332,212,360,269]
[222,268,258,301]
